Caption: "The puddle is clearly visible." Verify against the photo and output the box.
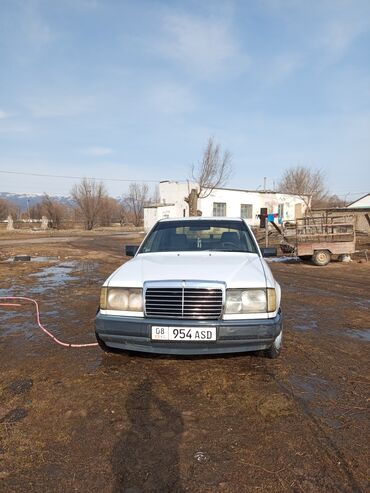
[31,256,59,262]
[0,310,20,322]
[266,256,301,263]
[194,451,210,463]
[289,374,336,401]
[1,320,36,338]
[0,288,13,296]
[0,407,28,424]
[289,374,346,430]
[354,299,370,310]
[27,261,100,293]
[0,260,100,339]
[344,329,370,342]
[5,378,33,395]
[295,320,318,332]
[2,256,59,263]
[291,307,319,332]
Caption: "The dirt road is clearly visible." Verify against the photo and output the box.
[0,234,369,492]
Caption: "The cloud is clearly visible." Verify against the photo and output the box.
[267,53,304,84]
[318,16,370,62]
[148,82,195,115]
[262,0,370,64]
[26,9,55,46]
[0,123,30,134]
[25,96,94,118]
[0,110,11,119]
[154,12,248,77]
[83,146,114,156]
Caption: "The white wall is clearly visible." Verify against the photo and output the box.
[144,204,183,231]
[158,181,191,215]
[199,189,307,225]
[143,181,309,230]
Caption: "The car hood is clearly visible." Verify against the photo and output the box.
[106,252,267,289]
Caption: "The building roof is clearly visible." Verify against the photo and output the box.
[346,193,370,208]
[144,203,175,209]
[159,180,309,198]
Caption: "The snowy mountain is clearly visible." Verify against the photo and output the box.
[0,192,73,211]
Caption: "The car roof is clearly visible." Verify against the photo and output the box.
[158,217,244,222]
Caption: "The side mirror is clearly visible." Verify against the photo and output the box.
[125,245,139,257]
[261,247,277,258]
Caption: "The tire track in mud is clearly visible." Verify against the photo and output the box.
[264,366,367,493]
[268,265,369,491]
[67,234,144,257]
[273,269,370,294]
[276,271,369,296]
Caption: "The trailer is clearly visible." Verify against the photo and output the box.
[281,214,356,266]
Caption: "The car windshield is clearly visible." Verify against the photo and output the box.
[139,220,258,254]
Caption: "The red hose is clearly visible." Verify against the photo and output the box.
[0,296,98,348]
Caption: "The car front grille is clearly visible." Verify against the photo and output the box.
[145,286,223,319]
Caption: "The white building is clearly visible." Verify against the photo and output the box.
[346,193,370,209]
[144,181,309,232]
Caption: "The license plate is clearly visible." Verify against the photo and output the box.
[151,326,216,342]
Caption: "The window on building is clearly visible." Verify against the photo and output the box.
[278,203,284,217]
[240,204,253,219]
[213,202,227,216]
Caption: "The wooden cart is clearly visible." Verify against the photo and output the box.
[281,214,356,266]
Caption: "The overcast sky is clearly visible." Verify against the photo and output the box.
[0,0,369,199]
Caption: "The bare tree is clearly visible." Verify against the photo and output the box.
[0,199,11,220]
[41,194,68,229]
[123,183,149,226]
[71,178,107,230]
[186,137,232,216]
[325,194,346,208]
[0,199,19,220]
[29,202,44,220]
[278,166,327,209]
[118,199,130,226]
[98,197,121,227]
[151,184,160,205]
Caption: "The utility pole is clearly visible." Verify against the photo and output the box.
[26,196,31,223]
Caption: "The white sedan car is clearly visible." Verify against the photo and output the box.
[95,217,282,357]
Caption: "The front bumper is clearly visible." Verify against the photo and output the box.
[95,310,283,355]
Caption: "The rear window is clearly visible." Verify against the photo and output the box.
[139,220,258,254]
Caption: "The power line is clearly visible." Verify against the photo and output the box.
[0,169,161,183]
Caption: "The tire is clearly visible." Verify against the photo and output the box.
[264,330,283,359]
[312,250,331,266]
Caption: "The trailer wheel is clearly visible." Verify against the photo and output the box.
[312,249,331,266]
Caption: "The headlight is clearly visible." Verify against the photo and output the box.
[225,288,276,313]
[99,287,143,311]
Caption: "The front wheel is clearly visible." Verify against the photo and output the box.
[264,330,283,359]
[312,249,331,266]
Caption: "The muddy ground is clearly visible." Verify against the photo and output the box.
[0,232,369,492]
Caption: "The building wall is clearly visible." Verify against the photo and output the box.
[144,204,182,232]
[198,189,306,225]
[312,207,370,234]
[144,181,309,231]
[158,181,190,212]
